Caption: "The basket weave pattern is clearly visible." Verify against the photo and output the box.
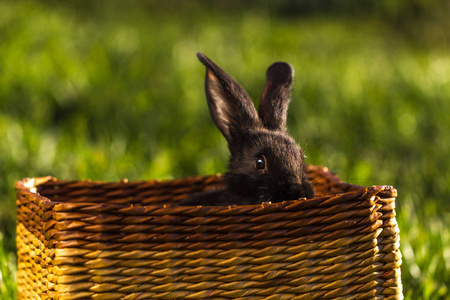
[16,165,402,299]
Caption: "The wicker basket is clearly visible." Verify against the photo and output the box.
[16,165,402,299]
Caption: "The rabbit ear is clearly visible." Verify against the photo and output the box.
[258,62,295,131]
[197,52,260,143]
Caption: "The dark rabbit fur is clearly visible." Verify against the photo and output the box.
[180,52,314,206]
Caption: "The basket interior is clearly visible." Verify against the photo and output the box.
[32,165,364,207]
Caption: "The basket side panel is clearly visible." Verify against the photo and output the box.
[16,189,53,300]
[17,222,51,299]
[376,195,403,299]
[42,188,402,299]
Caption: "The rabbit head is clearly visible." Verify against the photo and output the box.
[184,53,314,206]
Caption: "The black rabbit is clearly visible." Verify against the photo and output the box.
[180,53,314,206]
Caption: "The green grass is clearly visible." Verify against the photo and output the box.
[0,232,16,299]
[1,1,449,299]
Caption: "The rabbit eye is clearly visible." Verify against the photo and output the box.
[255,155,266,170]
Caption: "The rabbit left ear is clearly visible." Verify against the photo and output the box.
[258,62,295,131]
[197,52,261,143]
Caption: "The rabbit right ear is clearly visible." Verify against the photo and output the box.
[258,62,295,132]
[197,52,260,143]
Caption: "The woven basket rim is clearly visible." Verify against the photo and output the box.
[15,165,397,212]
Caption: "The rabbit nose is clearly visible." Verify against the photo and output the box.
[278,184,308,201]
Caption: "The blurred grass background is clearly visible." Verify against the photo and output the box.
[1,0,449,299]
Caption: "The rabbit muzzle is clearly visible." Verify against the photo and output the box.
[272,181,315,203]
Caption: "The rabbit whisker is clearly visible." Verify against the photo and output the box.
[264,195,273,204]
